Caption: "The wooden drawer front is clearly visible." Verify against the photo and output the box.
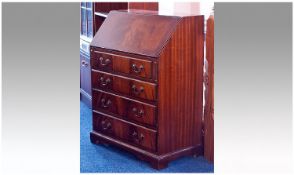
[92,71,157,101]
[93,112,157,151]
[91,51,154,80]
[93,91,156,126]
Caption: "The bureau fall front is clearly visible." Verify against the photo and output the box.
[89,10,204,169]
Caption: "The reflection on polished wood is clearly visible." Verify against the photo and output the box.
[90,10,204,169]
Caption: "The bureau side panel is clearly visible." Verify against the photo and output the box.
[157,16,204,154]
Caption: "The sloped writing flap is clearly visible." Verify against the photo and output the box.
[91,10,180,57]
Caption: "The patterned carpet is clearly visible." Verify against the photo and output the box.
[80,101,214,173]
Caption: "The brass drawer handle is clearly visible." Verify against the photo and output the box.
[100,98,112,108]
[99,57,111,66]
[132,131,144,143]
[132,107,144,118]
[100,76,111,87]
[101,120,112,130]
[131,85,144,95]
[131,64,144,73]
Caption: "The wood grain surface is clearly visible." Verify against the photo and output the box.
[204,15,214,163]
[90,10,205,169]
[91,11,180,57]
[129,2,158,11]
[157,15,204,155]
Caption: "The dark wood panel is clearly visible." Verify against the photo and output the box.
[93,112,157,152]
[157,16,204,154]
[91,11,180,57]
[204,15,214,163]
[129,2,158,11]
[91,51,156,81]
[92,71,157,101]
[92,90,156,127]
[94,2,128,13]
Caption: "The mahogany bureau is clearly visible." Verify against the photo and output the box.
[89,10,204,169]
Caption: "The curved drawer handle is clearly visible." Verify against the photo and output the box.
[132,131,144,143]
[99,57,111,66]
[131,85,144,95]
[100,98,112,108]
[101,120,112,130]
[131,64,144,74]
[132,107,144,118]
[100,76,111,87]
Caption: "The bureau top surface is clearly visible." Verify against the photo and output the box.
[90,10,182,58]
